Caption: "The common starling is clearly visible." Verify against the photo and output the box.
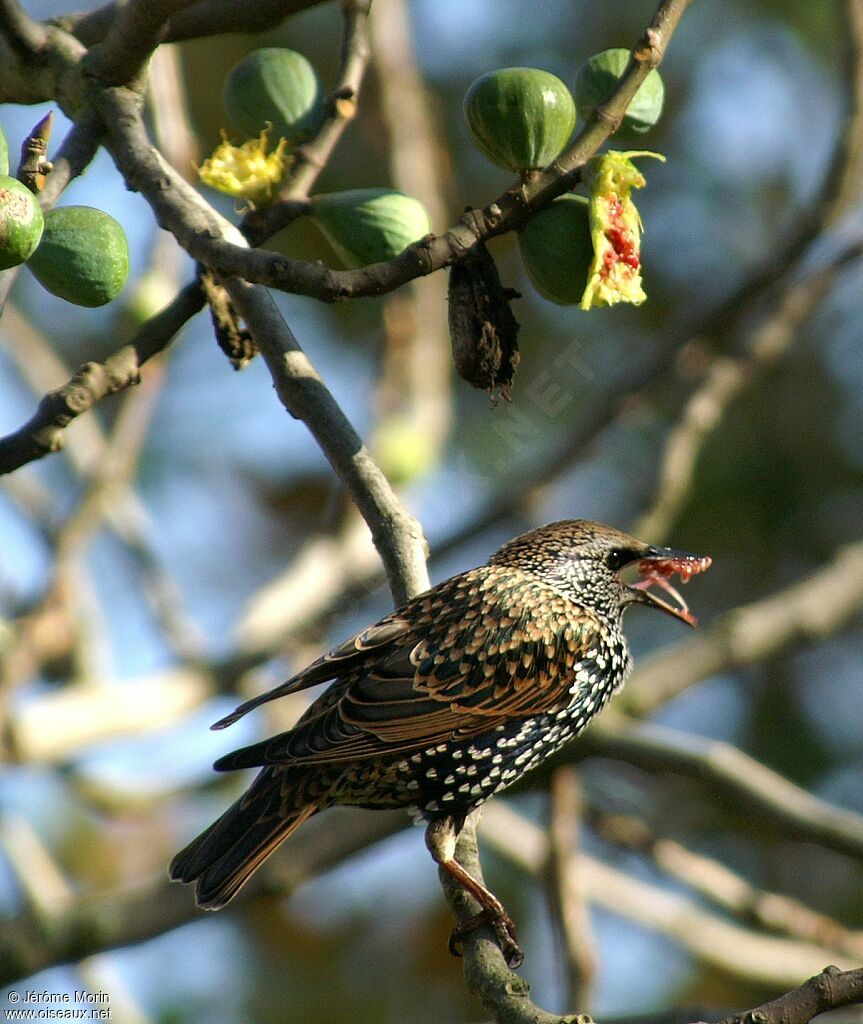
[170,519,710,965]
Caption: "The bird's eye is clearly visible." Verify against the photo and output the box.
[606,549,630,571]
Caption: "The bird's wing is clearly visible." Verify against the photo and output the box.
[211,615,415,730]
[214,572,602,770]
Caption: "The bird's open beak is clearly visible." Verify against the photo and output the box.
[625,546,712,627]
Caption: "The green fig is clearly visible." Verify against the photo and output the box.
[0,123,8,176]
[0,175,44,271]
[28,206,129,307]
[311,189,431,268]
[517,194,592,305]
[224,48,324,146]
[575,48,664,133]
[464,67,576,173]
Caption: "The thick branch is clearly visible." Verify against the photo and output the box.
[83,0,201,86]
[0,0,48,56]
[0,11,85,108]
[717,965,863,1024]
[58,0,331,47]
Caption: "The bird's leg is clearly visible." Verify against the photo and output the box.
[425,816,523,968]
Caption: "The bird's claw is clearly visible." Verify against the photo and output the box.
[448,909,524,968]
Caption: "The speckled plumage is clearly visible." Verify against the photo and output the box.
[171,520,708,952]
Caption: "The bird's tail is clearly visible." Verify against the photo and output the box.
[169,768,319,909]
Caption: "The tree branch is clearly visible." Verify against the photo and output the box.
[82,0,199,86]
[0,0,48,57]
[580,716,863,862]
[93,0,693,303]
[435,815,577,1024]
[0,282,204,475]
[588,805,863,960]
[222,278,429,605]
[482,802,859,987]
[716,965,863,1024]
[57,0,331,47]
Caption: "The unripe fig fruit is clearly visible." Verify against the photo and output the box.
[464,67,576,173]
[28,206,129,307]
[575,48,664,134]
[0,175,44,271]
[517,194,592,305]
[310,189,431,268]
[224,48,324,146]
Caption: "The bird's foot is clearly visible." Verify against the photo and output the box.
[448,907,523,968]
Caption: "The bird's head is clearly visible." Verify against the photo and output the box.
[490,519,711,626]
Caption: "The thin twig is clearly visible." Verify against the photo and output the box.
[39,110,102,208]
[243,0,374,243]
[0,282,204,475]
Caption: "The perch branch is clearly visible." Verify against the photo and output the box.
[83,0,199,86]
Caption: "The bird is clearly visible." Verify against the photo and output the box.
[170,519,710,965]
